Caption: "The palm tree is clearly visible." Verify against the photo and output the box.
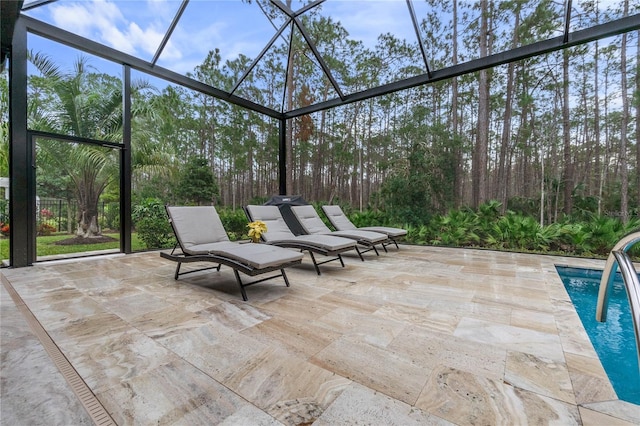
[36,139,116,237]
[29,53,152,238]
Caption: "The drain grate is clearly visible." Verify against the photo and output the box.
[1,274,117,426]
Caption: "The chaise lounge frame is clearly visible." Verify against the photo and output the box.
[291,205,389,256]
[321,205,407,250]
[161,205,303,301]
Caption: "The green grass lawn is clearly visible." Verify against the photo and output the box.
[0,233,146,260]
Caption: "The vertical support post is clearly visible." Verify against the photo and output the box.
[58,199,62,232]
[563,0,573,44]
[120,65,132,253]
[279,117,287,195]
[9,18,34,267]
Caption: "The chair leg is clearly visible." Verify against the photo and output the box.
[174,262,182,280]
[355,246,365,261]
[338,253,345,267]
[281,269,290,287]
[233,269,249,301]
[309,251,322,275]
[373,245,380,256]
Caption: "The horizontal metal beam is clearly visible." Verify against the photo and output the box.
[21,15,282,119]
[285,13,640,119]
[28,129,125,148]
[20,0,56,12]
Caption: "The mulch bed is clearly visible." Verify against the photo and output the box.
[54,235,118,245]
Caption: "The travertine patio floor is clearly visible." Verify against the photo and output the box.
[1,245,639,425]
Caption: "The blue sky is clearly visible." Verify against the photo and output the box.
[23,0,422,76]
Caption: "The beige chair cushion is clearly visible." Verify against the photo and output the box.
[322,205,357,230]
[358,226,407,238]
[291,205,387,243]
[245,205,296,241]
[167,206,229,250]
[204,241,303,269]
[322,205,407,237]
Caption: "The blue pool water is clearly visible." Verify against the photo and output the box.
[556,266,640,405]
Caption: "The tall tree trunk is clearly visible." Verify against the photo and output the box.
[580,58,592,197]
[562,49,573,215]
[314,108,326,200]
[619,0,629,223]
[452,0,463,207]
[473,0,490,208]
[497,8,519,212]
[599,57,611,214]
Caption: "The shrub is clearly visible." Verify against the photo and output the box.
[488,213,543,251]
[404,224,429,244]
[395,201,639,259]
[37,223,57,236]
[429,209,480,247]
[506,196,539,217]
[218,208,249,241]
[132,198,175,249]
[0,199,8,223]
[349,209,394,227]
[103,203,120,231]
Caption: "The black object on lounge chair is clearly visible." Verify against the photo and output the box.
[290,205,389,256]
[245,204,360,275]
[264,195,309,236]
[321,205,407,249]
[160,205,303,301]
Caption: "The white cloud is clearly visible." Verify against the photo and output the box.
[320,1,417,48]
[48,0,180,60]
[49,1,121,40]
[127,21,175,58]
[37,0,416,74]
[162,21,228,64]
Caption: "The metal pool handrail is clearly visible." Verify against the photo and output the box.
[596,231,640,371]
[612,251,640,366]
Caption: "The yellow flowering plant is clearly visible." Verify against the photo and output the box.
[247,220,267,243]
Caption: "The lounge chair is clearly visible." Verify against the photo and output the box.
[290,205,389,256]
[245,204,361,275]
[321,205,407,249]
[160,205,303,301]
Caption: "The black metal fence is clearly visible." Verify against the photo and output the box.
[37,198,119,235]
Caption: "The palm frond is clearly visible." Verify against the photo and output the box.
[28,50,63,80]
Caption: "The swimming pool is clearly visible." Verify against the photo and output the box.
[556,266,640,405]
